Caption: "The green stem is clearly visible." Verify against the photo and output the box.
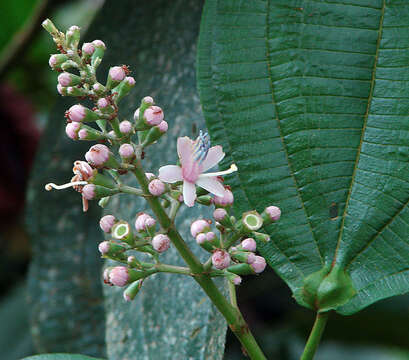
[228,281,238,308]
[132,163,267,360]
[300,312,329,360]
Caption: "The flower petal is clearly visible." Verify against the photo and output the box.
[177,137,194,166]
[196,176,226,197]
[183,181,196,207]
[201,145,225,172]
[158,165,183,183]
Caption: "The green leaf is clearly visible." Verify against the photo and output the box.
[93,0,227,358]
[22,354,104,360]
[197,0,409,315]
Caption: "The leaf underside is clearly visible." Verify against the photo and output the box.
[197,0,409,315]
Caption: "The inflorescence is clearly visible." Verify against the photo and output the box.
[42,19,281,302]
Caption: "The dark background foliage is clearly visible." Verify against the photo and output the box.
[1,1,409,359]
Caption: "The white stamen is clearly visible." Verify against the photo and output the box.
[200,164,238,178]
[45,181,88,191]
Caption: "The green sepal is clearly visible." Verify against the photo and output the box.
[92,185,119,199]
[49,54,69,70]
[98,196,111,208]
[67,86,88,97]
[66,26,80,49]
[91,46,105,67]
[196,195,212,206]
[226,263,254,276]
[42,19,60,38]
[103,241,126,257]
[141,126,165,147]
[230,250,253,264]
[88,172,116,189]
[78,124,105,141]
[113,77,135,102]
[123,280,143,301]
[128,268,156,282]
[252,232,270,243]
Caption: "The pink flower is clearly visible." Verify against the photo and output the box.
[158,133,237,207]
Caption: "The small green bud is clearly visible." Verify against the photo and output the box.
[226,263,255,276]
[123,280,143,301]
[66,25,80,49]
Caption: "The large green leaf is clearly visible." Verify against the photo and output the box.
[96,1,227,358]
[197,0,409,315]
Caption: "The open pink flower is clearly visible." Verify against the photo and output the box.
[158,134,237,207]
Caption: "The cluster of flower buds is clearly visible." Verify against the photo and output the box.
[43,20,282,304]
[99,212,173,300]
[188,202,281,286]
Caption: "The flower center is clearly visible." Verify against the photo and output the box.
[182,160,201,183]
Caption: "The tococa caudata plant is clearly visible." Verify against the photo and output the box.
[42,19,280,359]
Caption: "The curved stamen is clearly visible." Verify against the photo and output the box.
[194,130,211,163]
[45,180,88,191]
[200,164,238,178]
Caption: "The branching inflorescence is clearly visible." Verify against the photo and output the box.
[42,19,281,359]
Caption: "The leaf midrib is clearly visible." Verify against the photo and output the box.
[332,0,386,268]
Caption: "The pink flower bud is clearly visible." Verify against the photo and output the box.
[135,213,156,231]
[265,206,281,221]
[214,189,234,207]
[148,179,165,196]
[143,96,154,104]
[119,120,132,134]
[156,120,168,133]
[126,76,135,85]
[119,143,134,159]
[213,208,227,222]
[250,256,266,274]
[233,276,242,285]
[109,66,126,81]
[85,144,110,166]
[57,84,66,95]
[69,25,80,31]
[67,104,86,122]
[144,106,164,126]
[97,97,109,109]
[49,55,58,68]
[109,266,129,287]
[98,241,110,255]
[247,253,256,264]
[196,233,207,244]
[152,234,170,253]
[212,250,231,270]
[78,129,88,139]
[103,268,112,284]
[65,122,81,140]
[127,255,136,264]
[99,214,116,233]
[93,83,101,91]
[190,219,210,238]
[241,238,257,252]
[82,184,95,200]
[206,232,216,241]
[58,73,72,87]
[92,39,106,49]
[82,42,95,55]
[133,108,140,121]
[145,172,155,180]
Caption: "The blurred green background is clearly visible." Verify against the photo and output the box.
[1,1,409,359]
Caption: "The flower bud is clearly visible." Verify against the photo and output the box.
[82,184,119,200]
[227,263,254,276]
[113,76,136,102]
[49,54,68,70]
[109,266,129,287]
[98,196,111,208]
[106,66,126,89]
[118,143,135,160]
[253,232,270,243]
[92,83,105,96]
[135,213,156,232]
[213,189,234,207]
[213,208,227,222]
[144,106,164,126]
[82,42,95,56]
[148,179,165,196]
[145,172,155,181]
[99,214,116,233]
[66,25,80,48]
[78,125,104,141]
[226,272,242,286]
[242,211,263,232]
[123,280,142,301]
[65,122,81,140]
[212,250,231,270]
[91,40,106,66]
[241,238,257,252]
[42,19,60,37]
[85,144,120,168]
[250,256,266,274]
[98,240,126,256]
[97,97,109,109]
[152,234,170,253]
[262,205,281,224]
[141,122,168,146]
[58,72,80,87]
[103,267,112,285]
[143,96,154,105]
[230,250,256,264]
[67,104,98,123]
[196,195,212,206]
[119,120,133,134]
[190,219,210,238]
[57,84,68,96]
